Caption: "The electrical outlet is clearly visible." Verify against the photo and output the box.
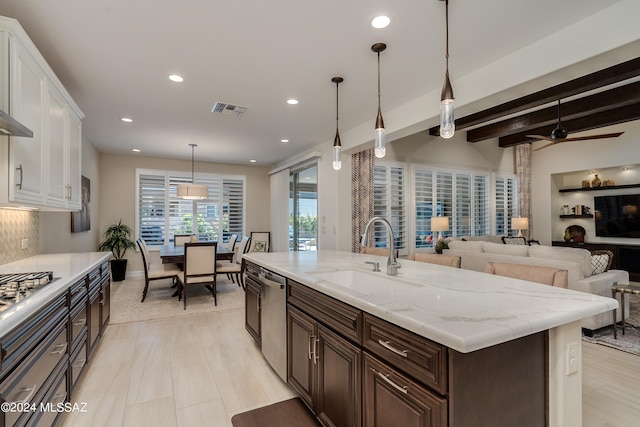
[21,239,28,250]
[566,341,579,375]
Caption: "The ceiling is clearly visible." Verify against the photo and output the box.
[0,0,625,166]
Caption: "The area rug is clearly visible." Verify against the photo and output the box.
[582,294,640,356]
[110,276,244,324]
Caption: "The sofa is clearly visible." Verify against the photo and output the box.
[443,240,629,331]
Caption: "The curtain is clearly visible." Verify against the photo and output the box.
[351,149,374,252]
[516,144,532,238]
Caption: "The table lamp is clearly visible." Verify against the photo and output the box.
[511,217,529,237]
[431,216,450,241]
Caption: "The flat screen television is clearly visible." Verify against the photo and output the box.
[594,194,640,238]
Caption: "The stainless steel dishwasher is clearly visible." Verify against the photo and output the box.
[258,267,287,381]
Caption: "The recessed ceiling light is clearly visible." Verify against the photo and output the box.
[169,74,184,82]
[287,99,299,105]
[371,15,390,29]
[132,148,141,152]
[250,159,257,163]
[281,139,289,144]
[121,117,133,123]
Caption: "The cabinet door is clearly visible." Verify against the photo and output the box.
[46,85,66,206]
[316,324,362,427]
[245,277,261,344]
[287,304,316,409]
[363,353,447,427]
[66,111,82,209]
[9,37,45,204]
[100,278,111,331]
[88,289,101,357]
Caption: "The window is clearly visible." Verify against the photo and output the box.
[495,174,518,236]
[414,167,490,248]
[136,169,245,246]
[373,164,406,254]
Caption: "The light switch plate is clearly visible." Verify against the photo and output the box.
[21,239,28,250]
[566,341,579,375]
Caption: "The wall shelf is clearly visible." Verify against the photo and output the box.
[559,183,640,193]
[559,214,593,219]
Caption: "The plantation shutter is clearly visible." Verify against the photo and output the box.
[138,173,167,245]
[373,164,406,252]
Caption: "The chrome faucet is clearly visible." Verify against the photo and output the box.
[361,217,401,276]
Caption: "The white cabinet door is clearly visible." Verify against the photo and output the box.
[66,112,82,209]
[46,85,67,206]
[9,38,45,204]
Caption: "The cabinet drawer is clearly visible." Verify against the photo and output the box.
[363,314,447,395]
[70,302,88,348]
[69,277,87,308]
[288,280,362,345]
[363,353,447,427]
[31,365,67,427]
[69,336,87,393]
[1,295,67,374]
[0,322,68,427]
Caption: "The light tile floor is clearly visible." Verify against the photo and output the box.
[61,308,294,427]
[61,305,640,426]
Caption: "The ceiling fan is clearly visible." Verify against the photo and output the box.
[527,100,624,151]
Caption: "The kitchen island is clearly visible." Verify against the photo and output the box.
[243,250,618,427]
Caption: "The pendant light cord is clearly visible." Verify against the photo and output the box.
[336,80,340,130]
[189,143,196,183]
[377,51,382,110]
[445,0,449,74]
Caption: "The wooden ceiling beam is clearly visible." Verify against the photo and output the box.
[428,57,640,136]
[467,81,640,142]
[498,102,640,147]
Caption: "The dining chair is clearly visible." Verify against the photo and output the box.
[217,236,250,288]
[181,242,218,309]
[136,239,182,302]
[408,253,461,268]
[174,234,193,246]
[225,234,238,252]
[484,262,568,288]
[249,231,270,253]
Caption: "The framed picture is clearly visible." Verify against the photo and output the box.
[253,241,266,252]
[71,176,91,232]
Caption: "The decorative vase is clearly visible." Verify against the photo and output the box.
[591,174,601,188]
[563,229,572,242]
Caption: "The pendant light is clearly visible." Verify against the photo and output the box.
[331,76,344,171]
[371,43,387,158]
[439,0,455,139]
[177,144,208,199]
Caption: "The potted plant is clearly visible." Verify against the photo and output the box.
[98,219,136,281]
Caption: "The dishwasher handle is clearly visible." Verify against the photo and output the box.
[258,268,285,289]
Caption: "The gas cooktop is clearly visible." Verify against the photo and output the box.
[0,271,55,312]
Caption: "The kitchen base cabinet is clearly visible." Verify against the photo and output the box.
[245,276,261,345]
[100,273,111,333]
[363,353,447,427]
[287,305,315,408]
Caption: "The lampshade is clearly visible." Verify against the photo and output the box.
[511,217,529,237]
[177,143,208,200]
[431,216,450,232]
[177,183,208,199]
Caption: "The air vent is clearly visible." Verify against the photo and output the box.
[211,102,247,117]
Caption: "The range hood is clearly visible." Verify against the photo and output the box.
[0,109,33,138]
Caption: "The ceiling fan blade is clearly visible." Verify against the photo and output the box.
[526,135,557,142]
[561,132,625,142]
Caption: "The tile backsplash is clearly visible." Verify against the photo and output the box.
[0,209,39,265]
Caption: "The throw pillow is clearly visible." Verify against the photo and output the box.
[590,249,613,275]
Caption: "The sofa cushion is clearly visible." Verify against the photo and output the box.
[527,245,592,277]
[482,242,529,257]
[447,240,484,252]
[484,262,568,288]
[461,235,505,244]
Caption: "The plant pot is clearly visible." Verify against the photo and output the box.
[110,259,128,282]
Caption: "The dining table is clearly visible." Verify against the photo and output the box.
[159,243,234,265]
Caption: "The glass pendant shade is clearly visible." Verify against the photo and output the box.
[439,0,455,139]
[177,143,208,199]
[333,130,342,171]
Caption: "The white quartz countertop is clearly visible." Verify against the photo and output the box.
[0,252,111,337]
[244,250,618,353]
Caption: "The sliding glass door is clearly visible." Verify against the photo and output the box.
[290,165,318,251]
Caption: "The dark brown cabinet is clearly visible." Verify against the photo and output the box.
[244,267,262,345]
[287,305,315,408]
[363,353,447,427]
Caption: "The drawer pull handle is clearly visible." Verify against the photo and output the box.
[9,384,37,403]
[378,339,408,357]
[50,343,68,356]
[72,358,86,369]
[308,335,314,360]
[52,392,67,405]
[73,318,86,326]
[312,336,319,365]
[15,164,23,190]
[372,368,408,395]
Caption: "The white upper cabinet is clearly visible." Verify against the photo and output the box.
[0,16,83,210]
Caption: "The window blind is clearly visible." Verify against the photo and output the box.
[373,164,406,252]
